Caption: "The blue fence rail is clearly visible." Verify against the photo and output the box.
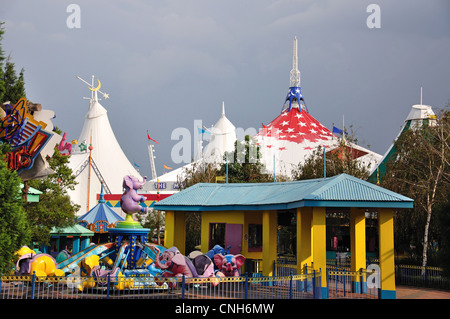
[396,265,450,290]
[275,260,379,299]
[276,257,450,297]
[0,271,321,300]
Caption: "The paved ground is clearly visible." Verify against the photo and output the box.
[396,286,450,299]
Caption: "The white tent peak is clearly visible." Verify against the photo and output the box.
[203,101,237,163]
[68,76,142,216]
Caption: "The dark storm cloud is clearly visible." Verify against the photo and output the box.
[2,0,449,177]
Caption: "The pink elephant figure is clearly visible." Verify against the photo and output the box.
[120,175,148,214]
[214,254,246,277]
[153,246,194,288]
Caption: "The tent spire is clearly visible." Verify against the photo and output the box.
[290,36,301,88]
[76,75,109,110]
[283,36,308,113]
[99,182,105,203]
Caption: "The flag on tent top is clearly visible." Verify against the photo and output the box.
[163,165,172,170]
[198,127,211,135]
[332,126,343,134]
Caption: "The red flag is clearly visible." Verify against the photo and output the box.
[147,132,159,144]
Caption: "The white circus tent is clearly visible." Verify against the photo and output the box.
[254,37,381,178]
[202,102,237,164]
[368,90,437,183]
[144,102,237,194]
[67,76,142,216]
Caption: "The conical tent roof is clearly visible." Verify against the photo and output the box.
[203,102,237,164]
[77,184,124,232]
[68,77,142,216]
[368,101,437,183]
[254,37,381,177]
[255,97,339,176]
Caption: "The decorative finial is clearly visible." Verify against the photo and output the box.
[99,182,105,203]
[76,75,110,103]
[289,36,301,88]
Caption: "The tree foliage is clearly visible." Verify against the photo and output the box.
[24,143,80,247]
[381,110,450,268]
[0,22,26,104]
[291,136,371,181]
[218,135,273,183]
[0,143,31,274]
[177,135,272,253]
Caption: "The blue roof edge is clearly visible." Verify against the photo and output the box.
[154,174,414,211]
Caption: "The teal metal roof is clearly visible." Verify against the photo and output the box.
[154,174,413,211]
[51,224,94,237]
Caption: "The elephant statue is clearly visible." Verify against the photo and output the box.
[15,253,64,277]
[205,244,229,260]
[214,254,246,277]
[153,246,193,287]
[153,246,219,288]
[120,175,148,215]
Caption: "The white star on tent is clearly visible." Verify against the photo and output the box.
[281,121,289,126]
[287,127,294,133]
[299,122,306,127]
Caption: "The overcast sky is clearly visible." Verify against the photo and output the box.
[2,0,449,178]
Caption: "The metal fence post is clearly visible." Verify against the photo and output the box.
[30,271,36,300]
[245,273,249,299]
[326,268,329,299]
[106,273,111,299]
[312,269,317,299]
[182,274,185,299]
[289,272,293,299]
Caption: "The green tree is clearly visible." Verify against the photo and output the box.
[0,22,6,101]
[136,209,165,245]
[291,137,371,181]
[0,23,26,104]
[218,135,273,183]
[24,139,80,247]
[2,56,26,104]
[436,198,450,277]
[0,142,31,274]
[381,110,450,269]
[177,160,220,253]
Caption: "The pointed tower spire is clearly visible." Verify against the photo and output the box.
[99,182,106,203]
[283,36,308,113]
[290,36,301,88]
[222,101,225,116]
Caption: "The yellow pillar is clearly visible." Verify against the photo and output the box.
[311,207,327,297]
[350,207,366,293]
[262,210,277,276]
[378,208,396,299]
[296,207,312,274]
[164,211,186,255]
